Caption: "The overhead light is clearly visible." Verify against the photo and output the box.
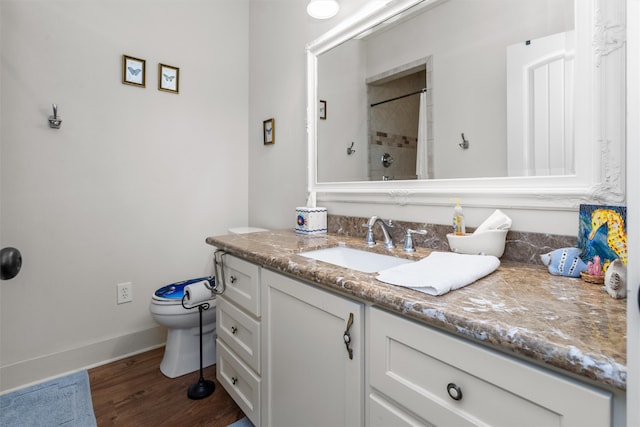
[307,0,339,19]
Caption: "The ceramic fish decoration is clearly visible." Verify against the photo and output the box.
[604,259,627,299]
[540,247,588,278]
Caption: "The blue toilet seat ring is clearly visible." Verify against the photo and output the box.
[154,276,214,300]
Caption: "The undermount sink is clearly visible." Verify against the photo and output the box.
[299,246,413,273]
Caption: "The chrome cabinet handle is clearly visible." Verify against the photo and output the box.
[231,376,238,385]
[343,312,354,360]
[447,383,463,401]
[231,326,238,335]
[229,275,237,284]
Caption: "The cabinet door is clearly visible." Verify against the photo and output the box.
[262,269,363,427]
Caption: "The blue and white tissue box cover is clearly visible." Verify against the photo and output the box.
[296,207,327,234]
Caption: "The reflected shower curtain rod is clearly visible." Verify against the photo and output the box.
[370,88,427,107]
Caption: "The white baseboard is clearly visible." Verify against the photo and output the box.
[0,326,166,393]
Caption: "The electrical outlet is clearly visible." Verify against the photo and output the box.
[117,282,133,304]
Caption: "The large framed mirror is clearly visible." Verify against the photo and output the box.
[306,0,625,209]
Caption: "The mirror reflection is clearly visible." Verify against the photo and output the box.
[317,0,574,183]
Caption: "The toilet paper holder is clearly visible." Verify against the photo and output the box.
[181,291,215,400]
[183,279,215,308]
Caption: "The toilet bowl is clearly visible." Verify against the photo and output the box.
[149,278,217,378]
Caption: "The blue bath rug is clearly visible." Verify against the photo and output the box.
[0,370,97,427]
[227,416,254,427]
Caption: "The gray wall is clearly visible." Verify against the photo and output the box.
[0,0,249,390]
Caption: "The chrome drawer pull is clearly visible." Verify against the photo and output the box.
[231,376,238,385]
[229,275,237,284]
[447,383,463,401]
[231,326,238,335]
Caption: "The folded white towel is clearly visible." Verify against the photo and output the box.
[473,209,512,234]
[376,252,500,296]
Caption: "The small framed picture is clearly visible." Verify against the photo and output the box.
[122,55,146,87]
[158,63,179,94]
[319,100,327,120]
[263,118,275,145]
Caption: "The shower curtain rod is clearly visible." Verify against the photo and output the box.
[370,88,427,107]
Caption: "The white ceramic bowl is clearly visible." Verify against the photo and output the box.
[446,230,508,257]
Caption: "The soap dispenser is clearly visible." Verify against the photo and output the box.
[453,198,466,236]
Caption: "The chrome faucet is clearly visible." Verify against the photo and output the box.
[363,216,395,249]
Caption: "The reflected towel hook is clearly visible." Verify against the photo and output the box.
[459,133,469,149]
[48,104,62,129]
[347,142,356,155]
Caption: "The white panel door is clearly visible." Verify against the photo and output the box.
[507,31,575,176]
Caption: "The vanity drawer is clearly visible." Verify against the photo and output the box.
[217,339,261,427]
[217,296,261,374]
[221,254,261,317]
[368,307,611,427]
[368,391,425,427]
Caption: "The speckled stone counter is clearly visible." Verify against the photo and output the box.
[206,230,626,391]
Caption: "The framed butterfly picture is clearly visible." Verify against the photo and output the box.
[122,55,146,87]
[159,63,179,94]
[263,118,275,145]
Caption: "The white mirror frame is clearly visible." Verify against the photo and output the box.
[306,0,625,210]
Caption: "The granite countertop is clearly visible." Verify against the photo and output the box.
[206,229,627,391]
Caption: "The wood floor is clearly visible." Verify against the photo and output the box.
[89,347,245,427]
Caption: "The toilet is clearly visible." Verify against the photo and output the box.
[149,277,217,378]
[149,226,267,378]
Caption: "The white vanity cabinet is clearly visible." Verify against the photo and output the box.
[216,255,262,426]
[261,269,364,427]
[367,307,612,427]
[215,253,618,427]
